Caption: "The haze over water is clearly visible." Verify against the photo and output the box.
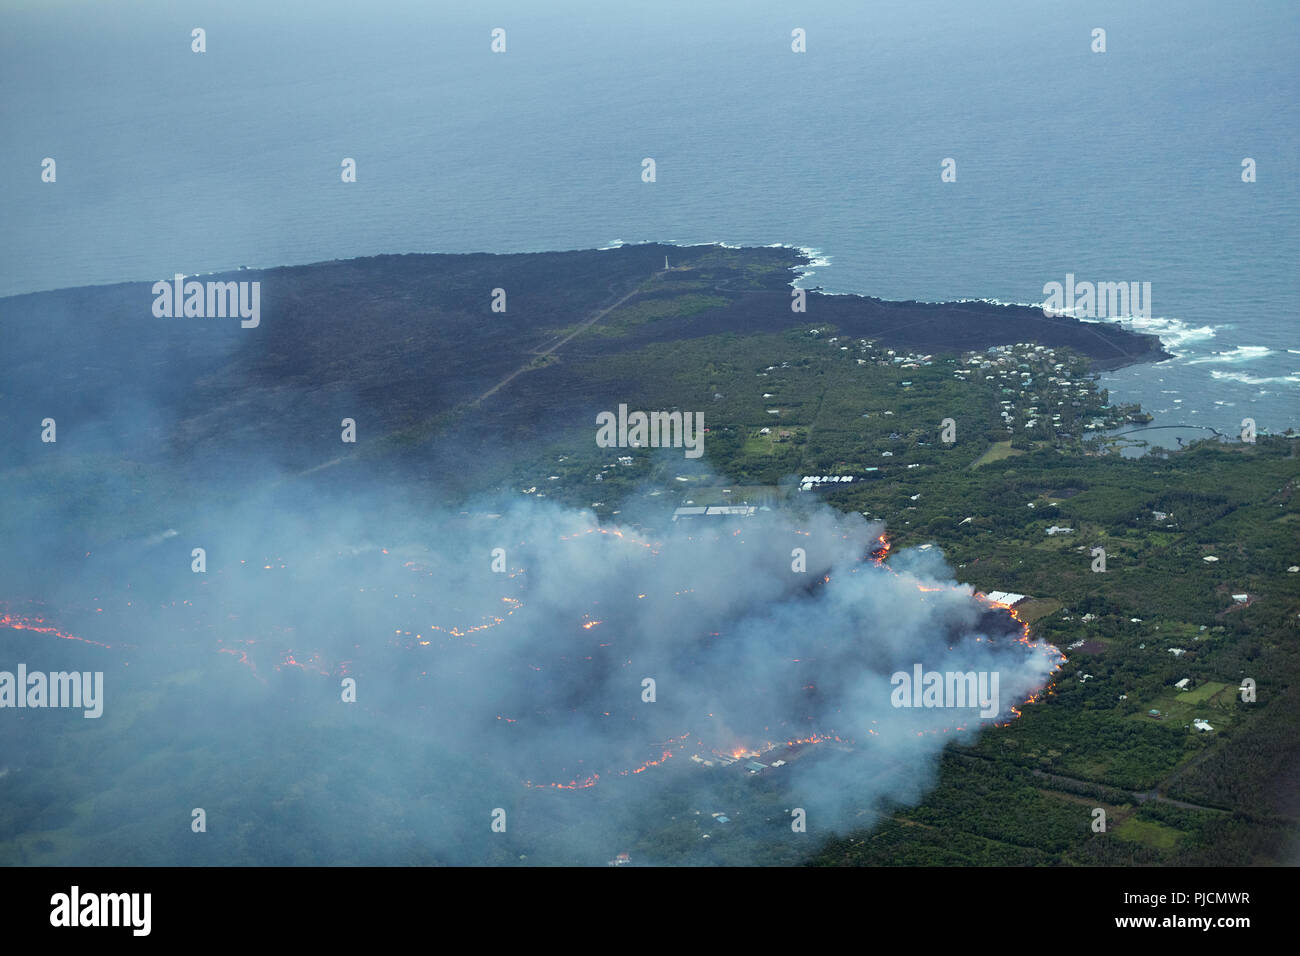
[2,0,1296,436]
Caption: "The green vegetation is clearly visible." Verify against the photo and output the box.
[471,270,1298,866]
[1114,816,1183,850]
[1,244,1294,866]
[971,441,1024,467]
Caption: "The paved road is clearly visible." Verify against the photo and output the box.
[472,273,658,407]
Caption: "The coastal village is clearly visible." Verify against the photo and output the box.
[512,337,1152,510]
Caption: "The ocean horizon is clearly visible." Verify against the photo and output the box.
[3,0,1296,437]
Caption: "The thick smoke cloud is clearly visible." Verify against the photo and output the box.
[0,465,1061,865]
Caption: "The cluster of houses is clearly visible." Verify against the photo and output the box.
[1143,677,1217,732]
[591,455,637,483]
[803,330,933,364]
[688,753,787,774]
[953,344,1140,439]
[1147,706,1215,733]
[798,474,862,491]
[819,337,1138,443]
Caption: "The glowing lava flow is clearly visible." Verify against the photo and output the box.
[775,732,848,748]
[525,773,600,790]
[620,750,674,775]
[869,533,892,565]
[558,527,661,554]
[523,727,852,790]
[711,732,851,763]
[525,738,686,789]
[865,533,1067,725]
[0,611,112,649]
[977,592,1067,725]
[465,529,1063,791]
[519,529,1069,791]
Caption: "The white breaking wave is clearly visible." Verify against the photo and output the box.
[1075,313,1217,353]
[1209,370,1300,387]
[789,245,833,288]
[950,297,1040,308]
[945,298,1220,359]
[1186,345,1274,365]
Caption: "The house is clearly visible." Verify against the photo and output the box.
[704,505,756,517]
[745,761,767,773]
[1174,678,1191,690]
[984,591,1028,608]
[1193,719,1214,732]
[1232,593,1248,603]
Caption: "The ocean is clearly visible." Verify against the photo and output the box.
[2,0,1296,439]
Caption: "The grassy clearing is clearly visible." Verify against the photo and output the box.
[1015,598,1063,623]
[1178,681,1231,705]
[970,441,1025,468]
[1114,815,1183,850]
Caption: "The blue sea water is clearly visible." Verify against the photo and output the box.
[2,0,1296,438]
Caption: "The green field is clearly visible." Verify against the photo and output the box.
[1114,816,1184,850]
